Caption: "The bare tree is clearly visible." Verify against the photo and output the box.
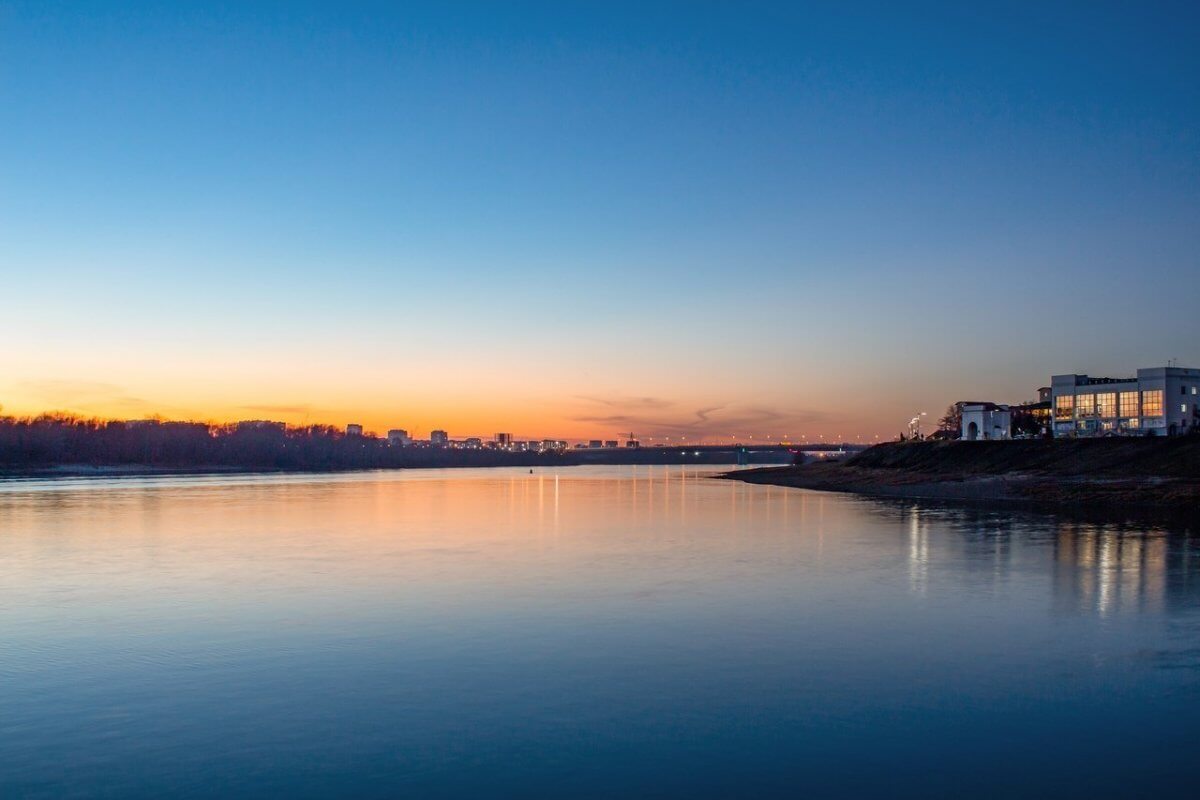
[937,404,962,437]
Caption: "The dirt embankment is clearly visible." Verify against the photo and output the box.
[722,438,1200,510]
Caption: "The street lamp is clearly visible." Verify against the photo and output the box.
[908,412,927,440]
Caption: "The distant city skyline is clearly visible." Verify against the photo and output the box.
[2,2,1197,439]
[0,400,879,447]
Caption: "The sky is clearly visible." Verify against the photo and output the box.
[2,1,1198,442]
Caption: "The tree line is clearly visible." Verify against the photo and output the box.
[0,414,560,472]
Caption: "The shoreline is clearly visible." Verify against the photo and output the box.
[720,464,1198,506]
[0,461,766,481]
[0,463,567,481]
[0,464,556,481]
[719,439,1200,519]
[0,465,265,480]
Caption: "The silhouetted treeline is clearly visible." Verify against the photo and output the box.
[0,415,563,473]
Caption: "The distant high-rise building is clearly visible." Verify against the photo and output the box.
[625,439,640,448]
[604,440,618,449]
[346,423,363,436]
[387,429,410,446]
[430,429,449,446]
[463,437,483,449]
[495,432,513,447]
[588,440,602,448]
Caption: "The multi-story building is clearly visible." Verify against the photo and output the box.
[386,429,410,446]
[1051,366,1200,437]
[430,429,449,447]
[495,433,513,448]
[346,423,363,436]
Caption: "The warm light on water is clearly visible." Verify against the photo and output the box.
[2,466,1199,796]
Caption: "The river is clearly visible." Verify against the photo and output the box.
[2,466,1198,797]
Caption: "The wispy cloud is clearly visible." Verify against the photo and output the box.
[16,380,148,410]
[238,404,313,417]
[8,379,204,420]
[573,394,674,410]
[571,396,829,439]
[18,379,123,400]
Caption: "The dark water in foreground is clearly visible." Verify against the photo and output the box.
[2,466,1199,798]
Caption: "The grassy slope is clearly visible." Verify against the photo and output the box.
[844,437,1200,479]
[726,438,1200,509]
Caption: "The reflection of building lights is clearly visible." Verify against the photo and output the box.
[908,508,928,596]
[1055,525,1171,616]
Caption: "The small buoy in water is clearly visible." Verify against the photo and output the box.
[529,469,534,474]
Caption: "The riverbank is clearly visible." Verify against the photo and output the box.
[0,462,561,480]
[0,464,271,480]
[721,438,1200,512]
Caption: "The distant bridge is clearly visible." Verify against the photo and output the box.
[568,443,868,466]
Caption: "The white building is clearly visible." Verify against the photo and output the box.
[387,429,410,446]
[1051,366,1200,437]
[961,403,1012,441]
[346,423,363,436]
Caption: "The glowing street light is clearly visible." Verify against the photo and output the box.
[907,412,928,440]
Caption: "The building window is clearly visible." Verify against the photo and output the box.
[1126,418,1140,429]
[1193,386,1197,395]
[1119,391,1139,417]
[1096,392,1117,418]
[1142,389,1164,417]
[1054,394,1074,419]
[1075,393,1095,417]
[1183,404,1189,414]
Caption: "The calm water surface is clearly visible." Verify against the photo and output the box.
[3,466,1199,797]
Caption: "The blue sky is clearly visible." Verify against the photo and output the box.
[2,1,1198,439]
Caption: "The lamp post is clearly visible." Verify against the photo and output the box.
[908,412,927,440]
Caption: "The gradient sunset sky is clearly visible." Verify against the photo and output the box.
[2,1,1198,441]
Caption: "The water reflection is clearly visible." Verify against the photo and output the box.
[3,467,1200,797]
[2,468,1197,625]
[876,499,1200,620]
[907,506,929,595]
[1054,523,1171,617]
